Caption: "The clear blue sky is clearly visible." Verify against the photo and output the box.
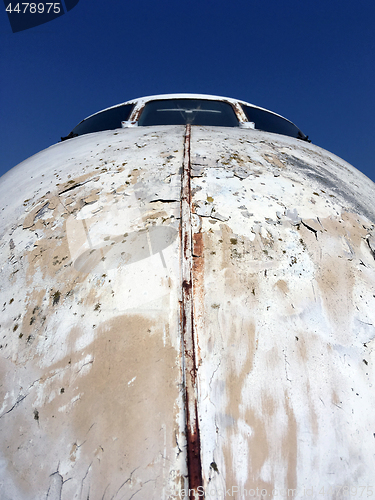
[1,1,374,182]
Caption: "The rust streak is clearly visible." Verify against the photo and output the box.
[132,107,143,122]
[192,232,204,367]
[180,124,204,498]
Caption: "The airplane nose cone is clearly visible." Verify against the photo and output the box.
[1,115,374,498]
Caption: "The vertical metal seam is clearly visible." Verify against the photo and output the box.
[180,124,204,498]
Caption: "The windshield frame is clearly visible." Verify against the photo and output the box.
[61,94,309,142]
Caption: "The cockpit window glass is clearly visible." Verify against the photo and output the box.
[66,104,134,138]
[241,105,308,140]
[137,99,239,127]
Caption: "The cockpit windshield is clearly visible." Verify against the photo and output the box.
[61,103,134,140]
[137,99,239,127]
[241,105,308,141]
[61,96,309,142]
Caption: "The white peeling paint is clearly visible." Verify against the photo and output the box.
[1,96,375,499]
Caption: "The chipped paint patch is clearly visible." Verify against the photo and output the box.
[0,127,187,499]
[189,126,375,495]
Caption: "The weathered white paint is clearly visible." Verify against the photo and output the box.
[0,126,188,499]
[0,96,374,500]
[189,127,375,498]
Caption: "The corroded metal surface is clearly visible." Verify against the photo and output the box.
[180,125,203,499]
[1,104,375,499]
[189,127,375,497]
[0,127,187,499]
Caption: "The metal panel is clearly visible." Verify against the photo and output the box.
[1,111,375,499]
[189,126,375,498]
[0,126,187,499]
